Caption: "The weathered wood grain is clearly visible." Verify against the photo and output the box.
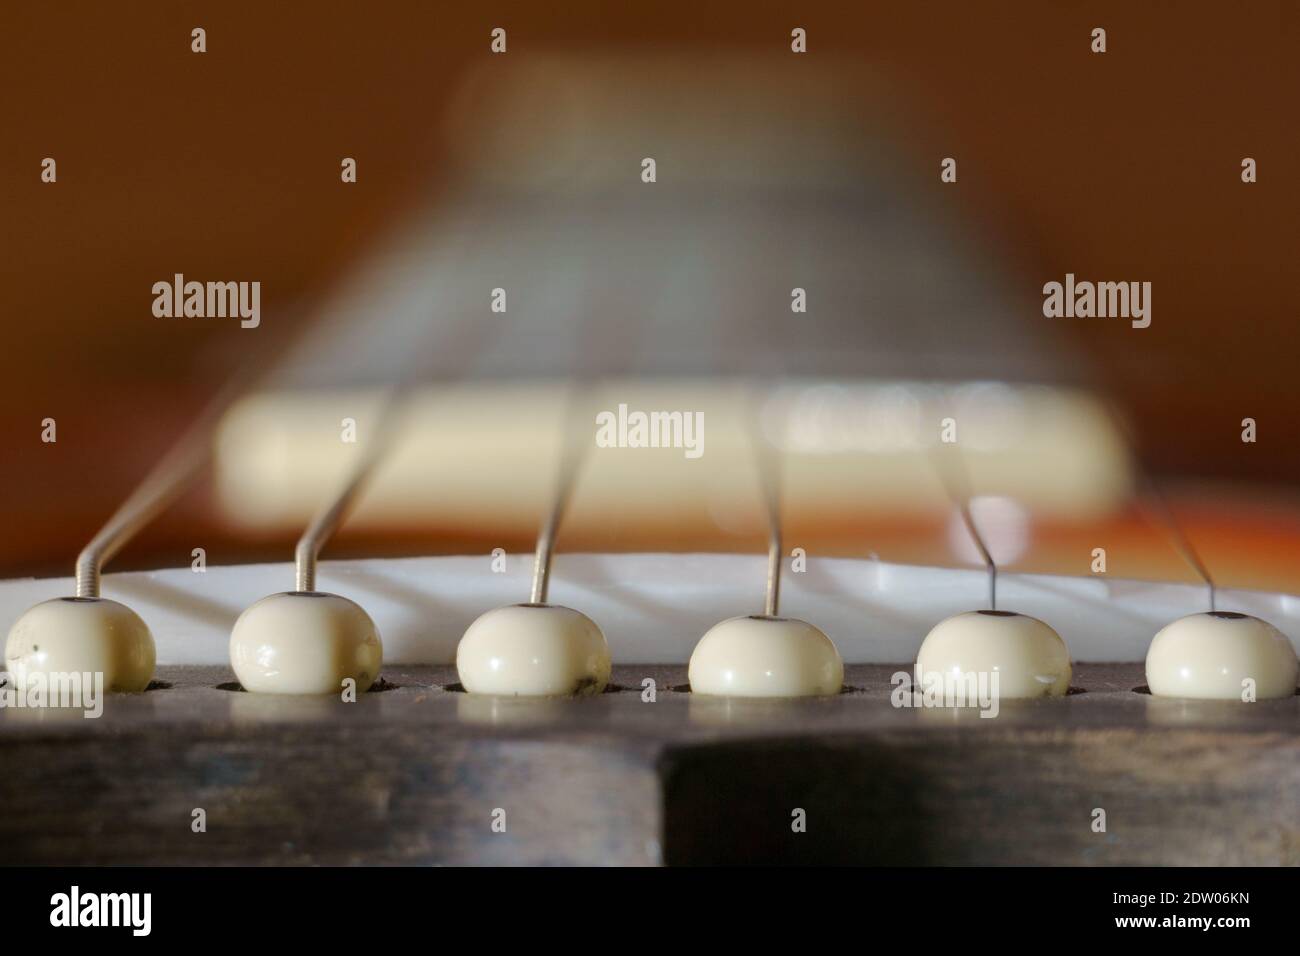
[0,664,1295,865]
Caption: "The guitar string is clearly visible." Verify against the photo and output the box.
[728,193,800,620]
[1103,401,1217,612]
[297,233,513,593]
[524,223,611,607]
[72,319,308,599]
[293,386,410,593]
[751,392,784,617]
[927,440,999,611]
[530,188,731,606]
[527,211,659,606]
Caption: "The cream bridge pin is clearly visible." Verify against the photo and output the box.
[688,414,844,698]
[227,397,400,695]
[456,393,612,697]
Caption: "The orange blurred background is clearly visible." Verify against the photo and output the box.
[1,1,1298,580]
